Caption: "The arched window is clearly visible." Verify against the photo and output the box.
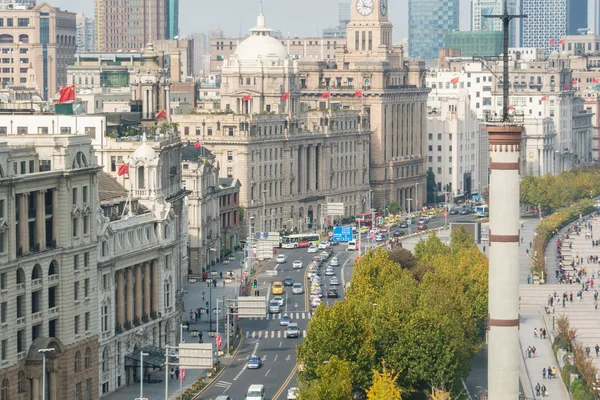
[18,370,25,393]
[102,347,109,372]
[32,264,42,280]
[16,267,25,284]
[0,34,13,44]
[84,347,91,369]
[101,241,108,257]
[0,164,4,178]
[74,350,81,372]
[18,34,29,43]
[48,260,58,276]
[137,166,145,189]
[0,379,7,400]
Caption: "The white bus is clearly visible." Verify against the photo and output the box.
[281,233,320,249]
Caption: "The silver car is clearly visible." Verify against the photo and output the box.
[292,260,303,269]
[292,283,304,294]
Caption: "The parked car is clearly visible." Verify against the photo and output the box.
[449,209,459,215]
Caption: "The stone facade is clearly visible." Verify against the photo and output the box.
[0,134,100,399]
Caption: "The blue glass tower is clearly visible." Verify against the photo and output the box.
[167,0,179,39]
[408,0,460,60]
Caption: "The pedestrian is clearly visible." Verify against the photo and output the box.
[586,346,591,357]
[170,367,175,380]
[541,384,547,396]
[534,328,538,338]
[199,331,203,343]
[542,367,546,379]
[223,280,226,287]
[530,241,532,248]
[220,271,223,279]
[526,248,529,255]
[521,236,524,243]
[202,292,205,301]
[528,275,531,284]
[595,344,599,357]
[175,368,179,380]
[563,297,566,307]
[535,383,541,396]
[482,245,486,253]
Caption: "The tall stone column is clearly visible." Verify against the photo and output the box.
[144,262,152,316]
[52,189,59,245]
[487,124,523,400]
[35,191,46,251]
[135,265,143,320]
[116,271,125,326]
[151,260,159,312]
[126,268,134,323]
[18,193,29,255]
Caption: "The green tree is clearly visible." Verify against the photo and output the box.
[386,201,401,214]
[388,247,417,270]
[366,367,402,400]
[427,170,437,204]
[449,226,477,254]
[297,356,354,400]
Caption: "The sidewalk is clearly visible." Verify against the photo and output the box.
[104,250,246,400]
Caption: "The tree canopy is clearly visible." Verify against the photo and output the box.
[520,168,600,209]
[297,228,488,397]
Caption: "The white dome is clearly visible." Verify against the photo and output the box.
[132,142,156,161]
[234,35,287,61]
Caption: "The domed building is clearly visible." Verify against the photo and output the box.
[220,12,300,114]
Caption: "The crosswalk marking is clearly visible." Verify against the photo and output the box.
[214,380,232,389]
[249,313,312,321]
[243,330,307,339]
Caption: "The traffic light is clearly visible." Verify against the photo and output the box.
[205,301,209,309]
[253,279,258,288]
[306,217,311,224]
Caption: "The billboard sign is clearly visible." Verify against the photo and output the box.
[333,226,353,242]
[178,343,213,369]
[327,203,344,216]
[237,296,267,318]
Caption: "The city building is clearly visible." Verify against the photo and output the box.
[408,0,459,60]
[471,0,520,46]
[590,0,600,34]
[559,34,600,55]
[301,0,430,209]
[174,11,372,236]
[581,88,600,160]
[181,145,221,275]
[0,1,77,100]
[444,31,503,58]
[94,0,180,52]
[0,133,100,399]
[426,93,489,200]
[153,38,194,82]
[323,2,351,38]
[522,0,567,53]
[76,13,96,53]
[521,117,557,176]
[218,177,242,253]
[95,134,188,396]
[190,32,209,75]
[567,0,588,35]
[209,36,346,75]
[507,47,545,61]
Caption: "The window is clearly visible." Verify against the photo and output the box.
[437,145,442,151]
[74,315,80,334]
[72,188,78,204]
[84,278,90,298]
[74,351,81,373]
[0,302,5,323]
[72,217,78,237]
[74,281,79,301]
[0,199,3,219]
[17,330,23,353]
[102,348,109,372]
[17,18,29,26]
[6,18,12,27]
[227,167,233,178]
[82,186,88,203]
[1,339,5,360]
[75,382,81,399]
[84,252,89,268]
[74,254,79,270]
[227,151,233,161]
[85,347,91,369]
[83,216,88,235]
[85,312,90,332]
[101,304,108,332]
[0,272,4,289]
[31,290,40,313]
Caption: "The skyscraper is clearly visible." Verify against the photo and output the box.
[471,0,519,46]
[409,0,459,60]
[567,0,588,34]
[95,0,179,51]
[521,0,567,52]
[76,13,96,53]
[590,0,600,34]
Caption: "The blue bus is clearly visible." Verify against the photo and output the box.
[475,204,489,217]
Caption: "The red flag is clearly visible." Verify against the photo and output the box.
[321,92,331,99]
[541,96,547,101]
[558,40,565,45]
[242,94,251,101]
[564,83,570,90]
[281,92,290,100]
[549,39,556,44]
[193,142,203,149]
[117,163,129,176]
[57,85,75,103]
[594,78,599,84]
[508,105,515,110]
[450,77,459,84]
[353,90,363,98]
[155,109,167,119]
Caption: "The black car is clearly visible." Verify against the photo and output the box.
[459,209,471,215]
[283,277,294,286]
[326,288,339,298]
[393,230,406,237]
[449,209,459,215]
[399,222,408,228]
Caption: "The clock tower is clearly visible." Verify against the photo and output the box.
[347,0,393,55]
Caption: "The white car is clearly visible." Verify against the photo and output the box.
[325,266,334,276]
[330,257,339,267]
[330,276,340,286]
[375,234,384,242]
[272,296,285,306]
[287,387,299,400]
[276,254,287,263]
[311,275,322,285]
[307,246,318,253]
[292,283,304,294]
[311,297,322,307]
[292,260,303,269]
[318,242,329,249]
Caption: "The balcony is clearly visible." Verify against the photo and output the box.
[48,306,59,316]
[31,311,42,321]
[17,352,26,361]
[31,278,41,288]
[48,274,59,283]
[16,317,25,326]
[16,283,24,291]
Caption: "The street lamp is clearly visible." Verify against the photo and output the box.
[406,198,412,234]
[415,183,420,211]
[38,348,55,400]
[140,351,149,399]
[262,189,268,234]
[209,248,217,332]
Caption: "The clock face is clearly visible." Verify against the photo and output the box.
[380,0,387,15]
[356,0,374,16]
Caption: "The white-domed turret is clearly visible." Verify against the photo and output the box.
[233,12,287,61]
[132,138,156,161]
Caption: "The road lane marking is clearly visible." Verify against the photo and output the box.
[265,368,271,376]
[274,354,279,361]
[271,331,275,338]
[279,341,282,348]
[273,364,299,400]
[285,354,291,361]
[277,330,281,338]
[341,258,350,289]
[258,331,262,339]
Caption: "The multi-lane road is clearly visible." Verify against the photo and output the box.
[199,212,472,400]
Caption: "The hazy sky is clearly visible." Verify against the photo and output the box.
[52,0,471,41]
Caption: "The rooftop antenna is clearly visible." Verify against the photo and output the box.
[260,0,263,14]
[485,0,527,122]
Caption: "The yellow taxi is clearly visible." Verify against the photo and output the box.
[360,226,369,234]
[271,281,284,295]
